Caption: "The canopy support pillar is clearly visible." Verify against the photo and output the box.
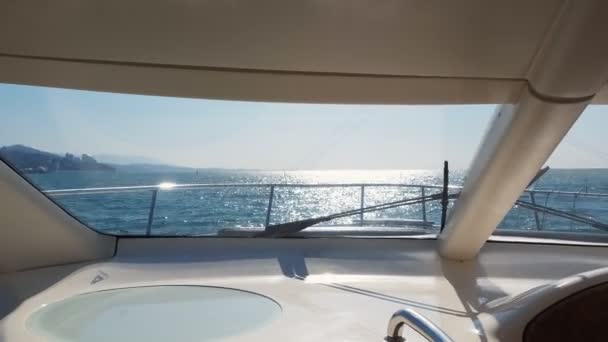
[438,86,590,260]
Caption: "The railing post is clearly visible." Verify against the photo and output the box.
[265,185,275,228]
[360,185,365,225]
[146,189,158,236]
[529,191,541,230]
[421,186,427,225]
[571,192,580,231]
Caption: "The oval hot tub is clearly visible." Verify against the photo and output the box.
[27,286,282,342]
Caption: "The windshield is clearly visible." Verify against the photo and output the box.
[0,83,493,237]
[3,83,606,240]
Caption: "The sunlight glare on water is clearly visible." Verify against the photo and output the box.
[41,169,461,235]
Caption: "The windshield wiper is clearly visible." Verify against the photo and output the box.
[527,166,550,188]
[514,199,608,231]
[256,192,456,237]
[512,165,608,230]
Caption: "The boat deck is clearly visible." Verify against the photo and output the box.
[2,237,608,341]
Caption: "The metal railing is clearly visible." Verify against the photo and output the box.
[44,182,608,236]
[520,188,608,232]
[46,182,451,235]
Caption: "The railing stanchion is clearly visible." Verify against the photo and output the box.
[421,186,427,225]
[529,191,541,230]
[360,185,365,225]
[265,185,275,228]
[146,189,158,236]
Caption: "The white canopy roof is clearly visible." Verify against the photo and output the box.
[0,0,606,103]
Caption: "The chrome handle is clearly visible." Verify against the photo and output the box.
[386,309,453,342]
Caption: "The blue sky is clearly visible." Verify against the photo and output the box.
[0,83,606,169]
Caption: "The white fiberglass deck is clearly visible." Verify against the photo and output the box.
[3,238,608,341]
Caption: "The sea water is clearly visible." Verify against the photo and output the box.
[26,169,608,236]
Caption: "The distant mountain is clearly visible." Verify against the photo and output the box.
[0,145,115,173]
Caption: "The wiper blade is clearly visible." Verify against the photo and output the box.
[257,192,455,237]
[515,199,608,231]
[527,166,550,188]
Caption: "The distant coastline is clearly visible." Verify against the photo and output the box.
[0,145,245,174]
[0,145,114,173]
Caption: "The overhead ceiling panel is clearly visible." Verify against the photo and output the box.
[0,0,563,78]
